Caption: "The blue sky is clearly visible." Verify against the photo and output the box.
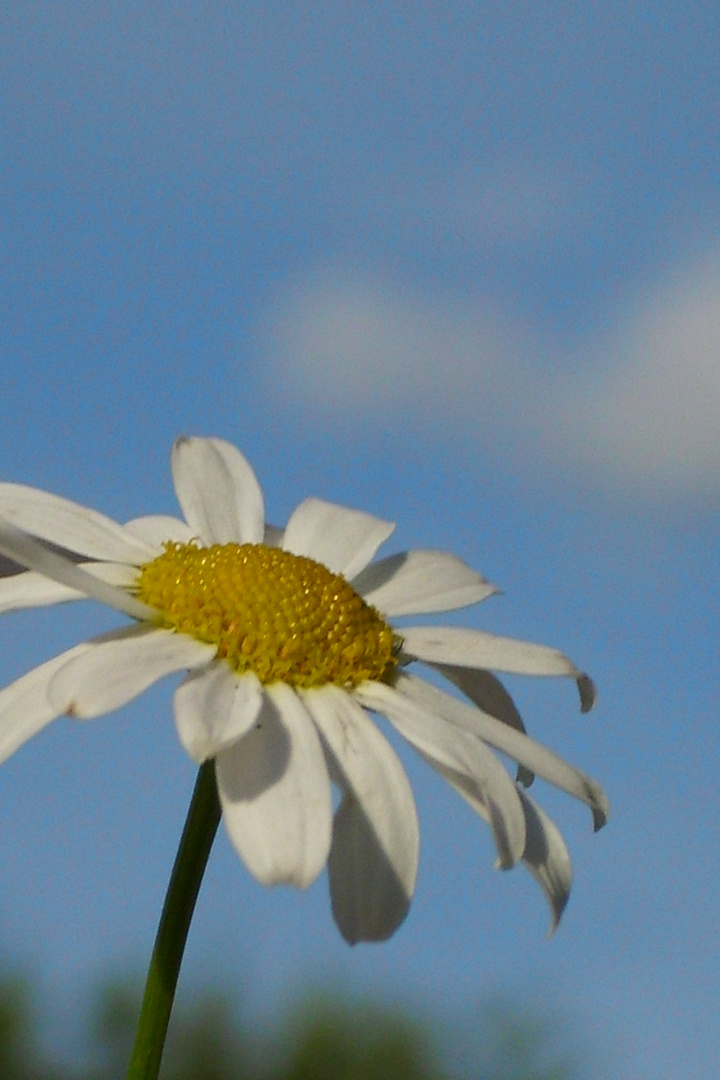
[0,4,718,1076]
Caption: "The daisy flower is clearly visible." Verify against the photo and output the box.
[0,437,607,943]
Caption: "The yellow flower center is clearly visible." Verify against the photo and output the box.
[135,541,401,689]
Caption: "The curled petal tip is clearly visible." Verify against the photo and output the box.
[516,764,535,787]
[577,674,597,713]
[583,775,609,831]
[546,917,562,939]
[591,789,610,831]
[545,900,568,936]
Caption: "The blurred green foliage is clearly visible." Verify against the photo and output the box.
[0,969,584,1080]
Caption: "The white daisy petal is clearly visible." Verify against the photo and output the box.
[414,747,523,869]
[430,662,533,784]
[0,570,83,614]
[402,625,582,677]
[302,685,419,943]
[0,559,132,616]
[437,773,572,930]
[171,436,264,545]
[86,562,140,588]
[0,644,91,764]
[396,673,609,830]
[518,788,573,933]
[122,515,197,549]
[282,498,395,579]
[0,520,153,621]
[174,665,264,763]
[432,663,527,733]
[352,550,497,616]
[216,682,332,888]
[0,484,154,562]
[401,625,592,709]
[356,680,527,870]
[48,626,215,719]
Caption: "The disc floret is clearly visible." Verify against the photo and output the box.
[135,541,400,688]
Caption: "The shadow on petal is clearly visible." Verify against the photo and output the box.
[216,694,291,802]
[432,662,535,787]
[329,795,413,945]
[518,789,572,932]
[351,552,409,594]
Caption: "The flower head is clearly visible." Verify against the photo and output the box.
[0,437,607,943]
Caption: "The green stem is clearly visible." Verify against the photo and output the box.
[126,761,221,1080]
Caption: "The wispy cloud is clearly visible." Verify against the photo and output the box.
[257,271,534,419]
[555,254,720,489]
[255,252,720,497]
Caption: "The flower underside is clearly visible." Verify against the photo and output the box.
[135,541,401,689]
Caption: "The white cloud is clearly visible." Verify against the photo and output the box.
[259,272,533,419]
[554,257,720,488]
[255,254,720,496]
